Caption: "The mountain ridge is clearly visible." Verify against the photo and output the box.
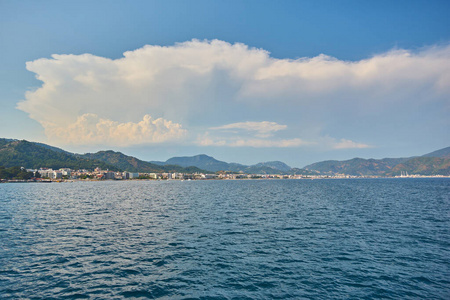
[1,138,448,176]
[150,154,301,174]
[80,151,207,173]
[0,139,118,170]
[304,146,450,176]
[422,146,450,159]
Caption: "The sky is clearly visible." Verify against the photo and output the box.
[1,0,449,168]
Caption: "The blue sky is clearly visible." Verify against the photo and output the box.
[1,0,449,167]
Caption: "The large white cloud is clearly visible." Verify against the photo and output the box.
[17,39,450,147]
[45,114,186,146]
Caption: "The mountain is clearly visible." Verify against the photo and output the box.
[33,142,72,155]
[0,138,15,145]
[152,154,277,173]
[243,162,298,175]
[304,157,410,176]
[422,146,450,159]
[3,137,447,176]
[304,146,450,176]
[152,154,312,174]
[162,154,241,172]
[251,161,291,172]
[0,139,70,154]
[0,139,118,170]
[390,157,450,176]
[152,154,249,172]
[0,138,209,173]
[0,139,296,174]
[288,168,319,176]
[80,151,207,173]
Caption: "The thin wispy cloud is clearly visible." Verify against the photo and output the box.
[197,133,310,148]
[330,138,371,150]
[210,121,287,138]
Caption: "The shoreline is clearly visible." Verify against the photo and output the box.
[2,176,449,183]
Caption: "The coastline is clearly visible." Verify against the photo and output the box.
[2,175,449,183]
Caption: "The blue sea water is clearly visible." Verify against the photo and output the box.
[0,178,449,299]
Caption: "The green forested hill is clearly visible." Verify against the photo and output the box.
[421,146,450,159]
[2,138,449,176]
[304,157,409,176]
[0,139,118,170]
[80,150,207,173]
[0,166,35,180]
[0,139,207,173]
[152,154,311,174]
[304,146,450,176]
[390,157,450,176]
[161,154,241,172]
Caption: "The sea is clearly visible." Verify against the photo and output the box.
[0,178,449,299]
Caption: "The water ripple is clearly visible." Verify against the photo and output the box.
[0,179,449,299]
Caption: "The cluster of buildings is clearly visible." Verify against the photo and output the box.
[25,167,326,181]
[27,167,208,181]
[29,168,140,180]
[7,167,444,182]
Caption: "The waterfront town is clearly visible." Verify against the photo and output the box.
[24,167,318,181]
[1,167,447,183]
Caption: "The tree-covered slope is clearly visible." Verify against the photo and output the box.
[154,154,305,174]
[0,139,118,170]
[304,146,450,176]
[164,154,241,172]
[422,146,450,159]
[81,151,207,173]
[390,157,450,176]
[0,166,35,180]
[250,161,292,172]
[304,157,409,176]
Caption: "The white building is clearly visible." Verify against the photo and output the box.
[129,172,140,179]
[38,169,53,178]
[52,171,63,179]
[59,168,72,176]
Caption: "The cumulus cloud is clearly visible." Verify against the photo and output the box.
[17,39,450,147]
[45,114,186,146]
[210,121,287,138]
[245,47,450,102]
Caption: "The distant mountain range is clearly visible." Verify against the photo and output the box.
[421,147,450,159]
[80,151,207,173]
[1,138,449,176]
[304,147,450,176]
[150,154,299,174]
[0,138,310,174]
